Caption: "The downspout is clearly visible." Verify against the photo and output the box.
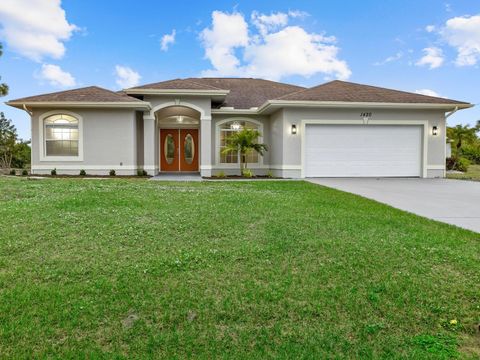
[444,106,458,177]
[22,103,33,116]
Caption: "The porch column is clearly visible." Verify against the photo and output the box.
[143,113,157,175]
[200,115,212,177]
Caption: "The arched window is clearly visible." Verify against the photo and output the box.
[218,120,262,164]
[44,114,79,156]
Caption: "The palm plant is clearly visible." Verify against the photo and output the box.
[447,124,479,156]
[222,128,267,175]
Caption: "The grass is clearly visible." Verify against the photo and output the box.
[0,177,479,358]
[447,164,480,181]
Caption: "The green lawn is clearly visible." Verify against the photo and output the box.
[0,177,479,358]
[447,164,480,182]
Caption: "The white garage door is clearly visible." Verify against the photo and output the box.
[304,125,422,177]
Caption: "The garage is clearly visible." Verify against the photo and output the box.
[304,124,423,177]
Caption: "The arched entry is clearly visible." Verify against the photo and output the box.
[156,106,200,172]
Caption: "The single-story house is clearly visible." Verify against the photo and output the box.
[6,78,472,178]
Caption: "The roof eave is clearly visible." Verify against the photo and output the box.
[257,100,473,114]
[5,101,152,110]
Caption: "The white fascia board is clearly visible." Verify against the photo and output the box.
[124,89,230,96]
[6,101,151,110]
[257,100,473,113]
[211,108,259,115]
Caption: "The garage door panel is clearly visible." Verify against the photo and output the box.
[305,125,422,177]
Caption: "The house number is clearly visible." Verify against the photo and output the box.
[360,112,372,118]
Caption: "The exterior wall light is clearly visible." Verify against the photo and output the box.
[432,126,438,136]
[291,124,297,135]
[230,121,242,131]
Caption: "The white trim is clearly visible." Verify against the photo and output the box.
[427,165,446,170]
[300,120,428,178]
[211,109,259,115]
[215,117,264,167]
[150,101,207,120]
[258,100,472,114]
[39,110,84,162]
[7,101,150,109]
[124,89,229,96]
[270,165,302,170]
[32,164,138,170]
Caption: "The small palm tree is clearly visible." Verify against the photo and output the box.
[222,128,267,175]
[447,124,479,156]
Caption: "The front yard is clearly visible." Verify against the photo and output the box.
[0,177,478,358]
[447,164,480,182]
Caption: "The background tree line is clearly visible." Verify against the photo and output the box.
[0,42,31,171]
[447,121,480,172]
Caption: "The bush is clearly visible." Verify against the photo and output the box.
[137,169,148,176]
[21,169,28,176]
[109,169,116,176]
[462,144,480,164]
[242,169,254,178]
[9,169,16,176]
[79,169,86,176]
[266,170,274,178]
[446,157,470,172]
[51,168,57,176]
[216,171,226,178]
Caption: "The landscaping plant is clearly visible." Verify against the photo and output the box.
[222,128,267,175]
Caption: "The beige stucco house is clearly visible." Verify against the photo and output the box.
[6,78,472,178]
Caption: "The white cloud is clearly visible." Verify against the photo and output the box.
[415,89,442,97]
[425,25,435,33]
[415,47,444,69]
[0,0,78,61]
[37,64,76,87]
[114,65,141,89]
[441,14,480,66]
[374,51,403,66]
[200,10,351,81]
[160,29,176,51]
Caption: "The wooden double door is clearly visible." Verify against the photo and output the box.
[160,129,199,172]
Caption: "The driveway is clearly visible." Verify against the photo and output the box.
[307,178,480,233]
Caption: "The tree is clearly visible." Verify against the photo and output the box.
[11,139,31,169]
[0,43,8,96]
[222,128,268,175]
[0,112,17,169]
[447,124,479,156]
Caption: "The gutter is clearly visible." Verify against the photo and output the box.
[445,106,459,120]
[22,104,33,116]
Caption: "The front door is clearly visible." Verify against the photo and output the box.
[160,129,198,172]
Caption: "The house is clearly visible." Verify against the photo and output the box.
[6,78,472,178]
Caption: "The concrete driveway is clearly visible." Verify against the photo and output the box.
[307,178,480,233]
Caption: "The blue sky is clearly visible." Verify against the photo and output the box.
[0,0,479,139]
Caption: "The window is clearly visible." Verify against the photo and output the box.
[218,120,261,164]
[44,114,79,157]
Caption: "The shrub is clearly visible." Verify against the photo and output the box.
[21,169,28,176]
[446,157,470,172]
[9,169,16,176]
[242,169,254,178]
[216,171,226,178]
[462,144,480,164]
[51,168,57,176]
[266,170,274,178]
[109,169,116,176]
[79,169,86,176]
[137,169,148,176]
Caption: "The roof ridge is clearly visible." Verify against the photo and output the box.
[184,78,225,90]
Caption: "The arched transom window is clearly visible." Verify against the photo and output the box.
[218,120,262,164]
[44,114,79,156]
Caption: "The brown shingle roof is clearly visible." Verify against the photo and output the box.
[8,86,144,103]
[129,78,225,91]
[127,78,306,108]
[276,80,469,105]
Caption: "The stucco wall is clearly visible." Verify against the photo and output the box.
[280,107,446,178]
[31,108,138,175]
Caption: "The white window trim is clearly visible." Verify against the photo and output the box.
[215,117,264,167]
[39,110,84,162]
